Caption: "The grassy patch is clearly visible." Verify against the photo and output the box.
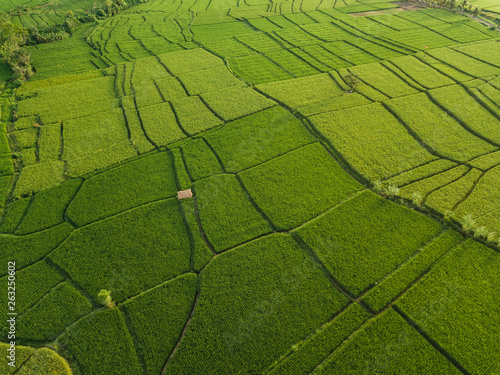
[240,143,363,230]
[67,152,177,227]
[205,106,315,173]
[194,174,273,252]
[310,102,436,180]
[166,234,349,375]
[50,200,190,302]
[121,274,197,375]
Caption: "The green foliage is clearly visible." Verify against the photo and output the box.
[15,178,81,234]
[0,223,73,276]
[265,49,319,78]
[268,303,371,375]
[348,62,419,98]
[400,165,469,200]
[205,106,315,173]
[385,184,400,197]
[0,260,63,331]
[166,234,350,375]
[0,175,10,206]
[228,54,293,85]
[139,102,186,146]
[0,16,34,84]
[158,48,223,75]
[486,231,497,244]
[15,347,73,375]
[171,147,191,191]
[39,122,61,162]
[389,55,454,89]
[0,196,30,233]
[473,225,488,239]
[195,173,273,252]
[316,309,461,374]
[13,162,64,197]
[453,40,500,68]
[179,199,213,272]
[182,138,222,181]
[120,273,197,375]
[97,289,115,308]
[240,143,363,230]
[296,191,442,296]
[256,73,345,109]
[344,73,360,93]
[67,152,177,227]
[0,344,71,374]
[50,200,190,302]
[429,84,500,143]
[427,47,500,77]
[58,308,141,375]
[66,140,138,178]
[178,65,240,95]
[62,108,132,162]
[362,230,463,312]
[13,127,37,149]
[16,282,92,341]
[386,93,496,162]
[386,159,457,187]
[200,85,273,121]
[310,102,436,180]
[411,191,423,206]
[16,76,117,123]
[462,214,476,232]
[171,96,223,135]
[256,72,371,116]
[455,165,500,234]
[396,240,500,374]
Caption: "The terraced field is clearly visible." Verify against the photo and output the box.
[0,0,499,373]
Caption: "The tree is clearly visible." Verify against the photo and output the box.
[97,289,115,308]
[344,73,360,94]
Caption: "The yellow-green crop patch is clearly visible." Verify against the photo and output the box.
[166,234,350,375]
[240,143,363,230]
[0,0,499,372]
[395,240,500,374]
[194,173,273,252]
[50,199,191,302]
[310,102,436,180]
[205,106,315,173]
[296,190,443,296]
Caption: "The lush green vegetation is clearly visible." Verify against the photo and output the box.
[240,143,363,230]
[166,234,350,374]
[396,240,500,374]
[0,0,499,373]
[296,191,443,296]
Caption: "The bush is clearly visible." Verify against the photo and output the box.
[66,152,177,227]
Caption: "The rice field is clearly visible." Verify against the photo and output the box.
[0,0,499,373]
